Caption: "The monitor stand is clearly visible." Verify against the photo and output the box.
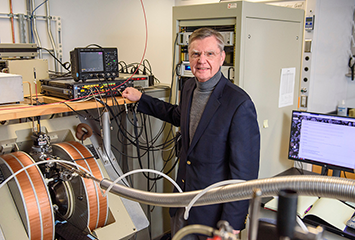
[321,167,341,177]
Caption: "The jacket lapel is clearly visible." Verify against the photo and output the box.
[187,76,227,155]
[182,81,196,154]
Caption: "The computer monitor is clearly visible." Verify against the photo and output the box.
[288,110,355,176]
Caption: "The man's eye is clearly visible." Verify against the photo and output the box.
[192,53,200,57]
[207,52,214,56]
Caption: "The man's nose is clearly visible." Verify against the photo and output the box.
[198,53,207,62]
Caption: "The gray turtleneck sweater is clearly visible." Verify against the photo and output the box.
[189,70,221,145]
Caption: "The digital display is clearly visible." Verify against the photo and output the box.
[80,52,104,72]
[70,47,118,81]
[288,111,355,172]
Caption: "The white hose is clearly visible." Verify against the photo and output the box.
[103,168,183,197]
[172,224,215,240]
[184,179,245,220]
[0,159,94,190]
[296,216,309,233]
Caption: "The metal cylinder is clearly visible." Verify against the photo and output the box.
[249,188,262,240]
[18,14,26,43]
[102,111,111,158]
[277,189,298,240]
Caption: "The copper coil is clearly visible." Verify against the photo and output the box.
[67,141,108,227]
[53,141,109,230]
[0,151,54,240]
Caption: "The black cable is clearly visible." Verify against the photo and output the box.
[130,106,178,181]
[119,61,128,73]
[88,111,132,187]
[48,70,72,79]
[122,62,152,75]
[144,113,155,191]
[80,131,87,144]
[85,43,103,48]
[145,112,152,240]
[139,113,179,181]
[143,59,152,75]
[63,90,177,155]
[95,98,140,148]
[91,128,133,186]
[38,47,71,71]
[62,102,88,119]
[118,62,125,73]
[294,161,304,175]
[93,91,180,181]
[114,109,143,147]
[50,78,178,186]
[154,75,161,84]
[101,134,130,188]
[132,109,152,180]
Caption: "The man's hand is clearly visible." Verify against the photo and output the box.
[233,230,241,240]
[122,87,142,102]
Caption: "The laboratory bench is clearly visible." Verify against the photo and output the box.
[0,95,132,122]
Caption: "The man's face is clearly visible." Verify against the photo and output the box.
[189,36,225,82]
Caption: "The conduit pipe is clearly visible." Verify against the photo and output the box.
[26,0,32,43]
[100,175,355,207]
[9,0,15,43]
[45,1,58,72]
[31,0,42,58]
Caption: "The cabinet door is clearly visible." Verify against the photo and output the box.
[242,17,303,178]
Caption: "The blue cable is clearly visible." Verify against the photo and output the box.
[32,0,49,16]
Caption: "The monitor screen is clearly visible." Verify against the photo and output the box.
[288,110,355,172]
[80,51,104,73]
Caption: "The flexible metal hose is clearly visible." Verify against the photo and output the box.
[100,175,355,207]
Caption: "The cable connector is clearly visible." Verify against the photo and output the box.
[117,89,129,114]
[58,162,100,182]
[124,100,128,114]
[148,75,154,86]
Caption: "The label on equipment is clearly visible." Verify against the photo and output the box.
[227,3,237,9]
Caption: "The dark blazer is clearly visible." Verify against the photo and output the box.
[137,74,260,230]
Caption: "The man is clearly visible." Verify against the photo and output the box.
[122,28,260,239]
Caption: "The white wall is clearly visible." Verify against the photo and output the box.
[0,0,174,84]
[307,0,355,113]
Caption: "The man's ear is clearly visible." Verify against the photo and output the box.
[221,51,226,65]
